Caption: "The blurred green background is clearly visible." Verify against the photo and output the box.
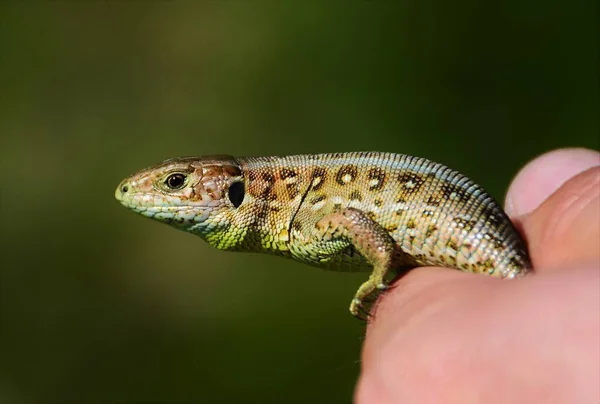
[0,1,597,403]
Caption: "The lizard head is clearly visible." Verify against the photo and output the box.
[115,156,245,236]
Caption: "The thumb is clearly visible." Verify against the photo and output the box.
[506,149,600,271]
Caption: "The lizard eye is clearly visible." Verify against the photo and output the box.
[165,173,187,190]
[227,181,245,208]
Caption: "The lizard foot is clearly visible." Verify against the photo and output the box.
[350,282,390,321]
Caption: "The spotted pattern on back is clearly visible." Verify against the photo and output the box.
[238,152,530,277]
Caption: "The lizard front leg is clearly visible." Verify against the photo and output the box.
[308,207,400,320]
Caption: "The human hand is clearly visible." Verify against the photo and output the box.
[355,148,600,404]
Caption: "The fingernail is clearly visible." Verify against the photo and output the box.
[505,148,600,217]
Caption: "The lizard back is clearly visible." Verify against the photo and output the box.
[236,152,531,278]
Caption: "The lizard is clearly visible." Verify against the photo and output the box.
[115,152,532,319]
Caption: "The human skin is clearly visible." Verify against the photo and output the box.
[355,148,600,404]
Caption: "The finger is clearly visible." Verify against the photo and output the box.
[360,163,600,341]
[356,265,600,404]
[505,148,600,218]
[520,166,600,271]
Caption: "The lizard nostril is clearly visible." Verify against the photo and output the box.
[121,184,129,193]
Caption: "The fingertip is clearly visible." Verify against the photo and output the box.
[505,148,600,217]
[522,165,600,270]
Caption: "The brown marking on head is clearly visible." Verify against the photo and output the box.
[201,178,220,199]
[406,218,416,229]
[349,190,363,201]
[367,168,386,190]
[200,166,223,180]
[190,162,241,202]
[311,167,327,191]
[421,210,433,217]
[223,165,242,177]
[336,165,358,185]
[365,211,377,221]
[292,221,303,232]
[396,195,407,203]
[374,198,383,207]
[200,165,233,199]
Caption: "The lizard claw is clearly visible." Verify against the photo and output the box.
[350,282,393,321]
[350,298,373,321]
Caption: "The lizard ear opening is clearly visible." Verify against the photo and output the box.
[227,181,245,208]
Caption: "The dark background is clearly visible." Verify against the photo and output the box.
[1,1,597,403]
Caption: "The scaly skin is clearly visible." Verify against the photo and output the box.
[115,152,531,319]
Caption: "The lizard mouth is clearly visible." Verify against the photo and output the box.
[115,193,191,213]
[115,185,210,226]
